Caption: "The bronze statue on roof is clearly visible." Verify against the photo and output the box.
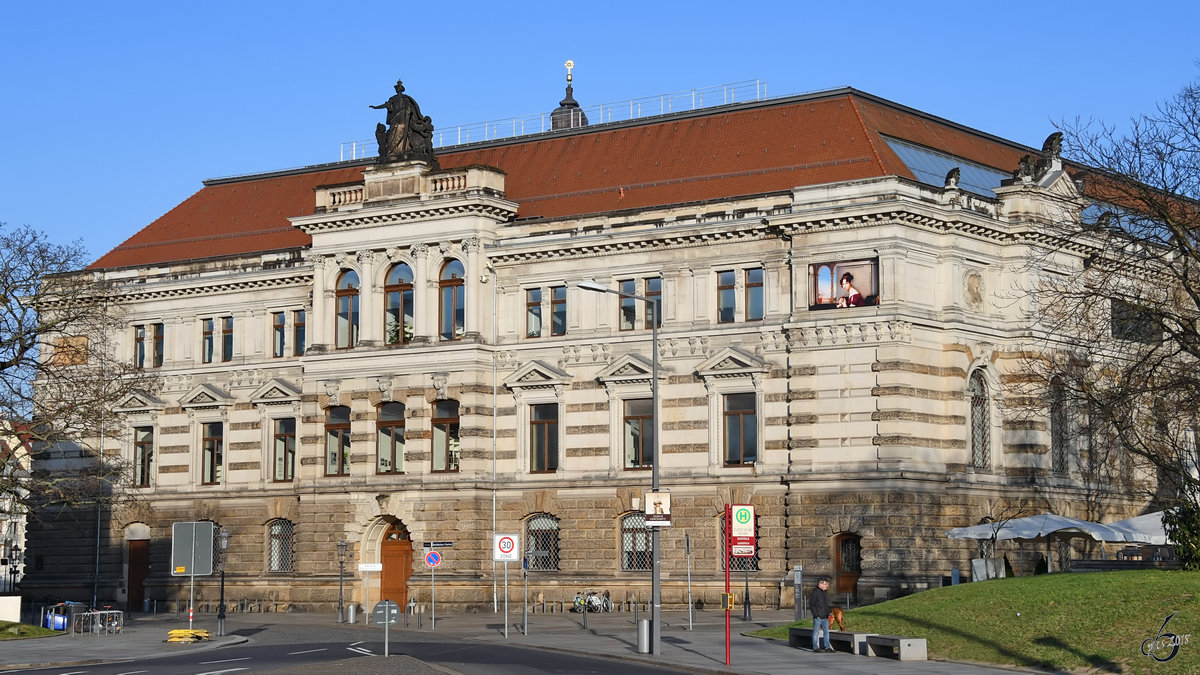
[371,79,438,167]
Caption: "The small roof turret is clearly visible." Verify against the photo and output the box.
[551,59,588,130]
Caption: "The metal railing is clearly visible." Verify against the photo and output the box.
[341,80,769,160]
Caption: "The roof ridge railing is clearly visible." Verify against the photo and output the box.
[340,79,770,161]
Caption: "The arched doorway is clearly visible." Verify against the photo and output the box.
[834,532,862,602]
[125,523,151,613]
[380,521,412,604]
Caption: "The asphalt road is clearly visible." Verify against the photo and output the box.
[6,620,690,675]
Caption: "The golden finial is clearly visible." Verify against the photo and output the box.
[565,59,575,84]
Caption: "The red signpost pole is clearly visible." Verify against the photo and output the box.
[725,503,731,666]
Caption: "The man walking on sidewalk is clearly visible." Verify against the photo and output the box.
[810,577,833,653]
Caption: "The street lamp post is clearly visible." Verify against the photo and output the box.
[216,528,230,636]
[578,280,661,655]
[336,539,348,623]
[9,545,20,595]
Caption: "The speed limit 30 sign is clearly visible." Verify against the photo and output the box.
[494,533,520,562]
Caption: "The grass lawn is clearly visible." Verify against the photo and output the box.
[752,570,1198,674]
[0,620,59,639]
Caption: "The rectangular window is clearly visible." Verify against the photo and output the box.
[202,422,223,485]
[619,279,636,331]
[723,393,757,465]
[432,400,460,472]
[745,268,763,321]
[645,277,662,329]
[201,318,215,364]
[220,316,234,362]
[809,258,879,310]
[325,406,351,477]
[272,312,286,358]
[272,418,296,481]
[134,325,146,368]
[294,310,306,356]
[151,323,164,367]
[526,288,542,338]
[551,285,567,336]
[530,403,559,473]
[134,427,154,487]
[624,398,654,469]
[1111,299,1159,343]
[717,271,736,323]
[376,402,405,474]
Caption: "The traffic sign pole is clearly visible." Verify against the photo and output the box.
[725,503,731,666]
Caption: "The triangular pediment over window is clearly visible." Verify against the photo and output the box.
[597,354,659,386]
[179,383,233,410]
[114,391,165,414]
[250,378,301,406]
[504,360,571,391]
[696,347,768,380]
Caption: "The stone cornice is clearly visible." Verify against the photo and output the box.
[114,272,312,302]
[787,320,913,350]
[294,200,517,234]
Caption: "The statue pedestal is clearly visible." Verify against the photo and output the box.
[364,161,430,203]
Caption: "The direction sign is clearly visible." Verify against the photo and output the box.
[494,533,520,562]
[425,550,442,567]
[171,521,214,576]
[372,599,400,625]
[731,505,755,538]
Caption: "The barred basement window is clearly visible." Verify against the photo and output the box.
[620,512,651,571]
[267,519,295,573]
[524,514,560,571]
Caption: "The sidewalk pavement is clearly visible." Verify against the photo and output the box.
[1,607,1025,674]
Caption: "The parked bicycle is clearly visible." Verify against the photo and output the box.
[572,589,614,613]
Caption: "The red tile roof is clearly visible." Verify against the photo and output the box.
[90,89,1035,270]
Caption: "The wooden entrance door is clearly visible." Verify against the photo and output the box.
[380,522,412,605]
[127,539,150,613]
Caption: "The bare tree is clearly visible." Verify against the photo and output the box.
[0,222,156,518]
[1027,79,1200,566]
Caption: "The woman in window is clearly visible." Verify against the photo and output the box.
[836,272,864,308]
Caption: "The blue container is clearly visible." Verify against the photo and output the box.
[44,612,67,630]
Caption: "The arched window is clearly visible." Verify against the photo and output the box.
[1050,377,1068,474]
[438,260,465,341]
[335,270,360,349]
[969,370,991,470]
[267,519,295,573]
[525,514,560,571]
[620,512,650,571]
[377,402,405,474]
[325,405,351,476]
[834,532,862,595]
[384,264,414,345]
[432,399,460,472]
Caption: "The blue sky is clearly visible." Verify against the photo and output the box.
[2,1,1197,262]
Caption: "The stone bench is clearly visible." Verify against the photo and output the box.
[865,634,927,660]
[788,626,876,655]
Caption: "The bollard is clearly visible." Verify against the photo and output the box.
[347,603,357,624]
[637,619,651,654]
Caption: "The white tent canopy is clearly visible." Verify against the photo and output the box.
[946,513,1133,543]
[946,512,1139,575]
[1103,511,1170,546]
